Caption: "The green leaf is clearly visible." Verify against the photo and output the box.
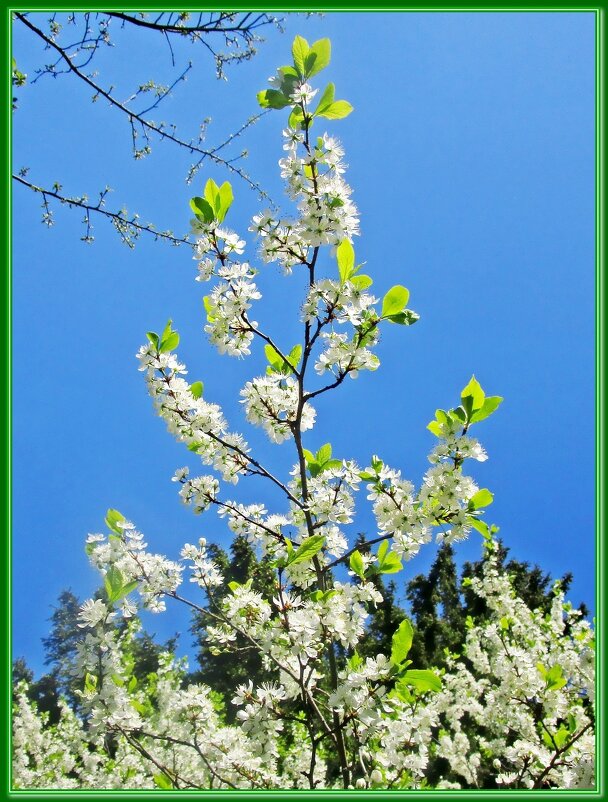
[347,652,362,671]
[469,395,503,423]
[468,488,494,510]
[378,552,403,574]
[469,517,491,540]
[401,669,442,693]
[190,381,204,399]
[385,310,419,325]
[350,274,373,291]
[159,320,179,353]
[316,99,353,120]
[264,343,284,371]
[257,89,291,109]
[461,375,485,416]
[146,331,159,349]
[546,664,567,690]
[128,676,137,692]
[305,38,331,77]
[159,331,179,353]
[228,581,241,592]
[381,286,410,317]
[84,672,98,692]
[292,35,310,77]
[105,508,125,535]
[220,182,235,222]
[288,105,305,129]
[302,449,316,464]
[204,178,220,214]
[153,773,173,790]
[287,344,303,371]
[349,549,365,580]
[391,619,414,665]
[189,196,214,223]
[288,535,325,567]
[427,421,443,437]
[203,295,216,322]
[377,539,389,563]
[336,238,355,282]
[314,82,335,117]
[316,443,332,465]
[104,566,125,604]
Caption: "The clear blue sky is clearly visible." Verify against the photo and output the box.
[12,12,596,676]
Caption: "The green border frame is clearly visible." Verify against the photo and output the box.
[3,4,605,800]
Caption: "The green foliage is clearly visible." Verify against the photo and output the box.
[190,536,277,718]
[159,319,179,353]
[104,508,125,535]
[190,381,204,399]
[265,343,302,376]
[286,535,325,567]
[257,35,352,125]
[349,549,365,580]
[189,179,234,224]
[390,619,414,666]
[303,442,341,477]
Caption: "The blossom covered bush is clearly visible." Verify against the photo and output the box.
[13,36,595,791]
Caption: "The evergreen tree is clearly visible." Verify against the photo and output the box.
[190,535,277,717]
[406,539,579,669]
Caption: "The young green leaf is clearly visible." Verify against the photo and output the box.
[105,508,126,535]
[159,331,179,353]
[468,488,494,510]
[336,238,355,282]
[203,296,216,322]
[288,107,305,130]
[350,274,373,291]
[377,539,389,563]
[189,196,214,223]
[257,89,291,109]
[292,35,310,77]
[461,375,485,416]
[217,181,234,222]
[378,552,403,574]
[316,443,332,465]
[469,395,503,423]
[146,331,159,349]
[104,566,125,603]
[400,669,442,693]
[190,381,204,399]
[391,619,414,665]
[288,535,325,567]
[305,38,331,77]
[384,310,419,326]
[314,82,335,117]
[468,517,491,539]
[153,773,173,790]
[316,99,353,120]
[381,285,410,317]
[349,549,365,580]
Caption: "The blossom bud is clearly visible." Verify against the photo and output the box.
[370,769,383,785]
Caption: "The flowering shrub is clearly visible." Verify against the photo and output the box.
[13,35,595,791]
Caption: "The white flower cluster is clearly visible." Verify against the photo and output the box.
[240,375,316,443]
[204,262,261,357]
[425,546,595,789]
[191,222,260,357]
[181,537,224,588]
[86,519,183,613]
[137,342,248,483]
[250,128,359,272]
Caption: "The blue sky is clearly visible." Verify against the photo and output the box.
[12,12,596,676]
